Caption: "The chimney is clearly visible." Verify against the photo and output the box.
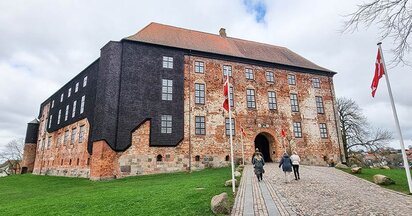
[219,28,226,37]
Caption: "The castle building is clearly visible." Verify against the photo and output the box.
[21,23,344,180]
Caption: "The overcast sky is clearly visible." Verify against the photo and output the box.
[1,0,411,153]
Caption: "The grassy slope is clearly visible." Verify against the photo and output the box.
[0,167,235,215]
[339,167,411,194]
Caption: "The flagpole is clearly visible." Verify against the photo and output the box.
[240,127,245,166]
[378,42,412,193]
[227,73,236,194]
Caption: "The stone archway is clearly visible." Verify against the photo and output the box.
[254,133,273,162]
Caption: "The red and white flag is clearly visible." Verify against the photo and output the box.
[240,125,246,137]
[371,48,385,97]
[223,77,229,111]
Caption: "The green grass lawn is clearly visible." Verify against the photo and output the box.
[0,167,236,215]
[338,167,412,195]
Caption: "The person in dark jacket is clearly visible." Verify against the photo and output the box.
[279,152,293,183]
[252,151,265,181]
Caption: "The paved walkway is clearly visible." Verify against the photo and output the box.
[232,163,412,215]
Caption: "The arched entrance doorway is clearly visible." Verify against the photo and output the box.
[254,133,272,162]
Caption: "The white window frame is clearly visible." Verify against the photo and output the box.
[162,79,173,101]
[246,89,256,108]
[65,105,69,121]
[72,100,77,118]
[162,56,173,69]
[195,83,205,104]
[75,82,79,92]
[68,88,72,97]
[161,115,172,134]
[245,68,254,80]
[293,122,302,138]
[223,65,232,76]
[266,71,274,83]
[83,76,88,87]
[57,109,61,124]
[268,91,277,110]
[80,95,85,114]
[194,61,204,73]
[312,78,321,88]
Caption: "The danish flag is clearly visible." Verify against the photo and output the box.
[371,48,385,97]
[223,77,229,111]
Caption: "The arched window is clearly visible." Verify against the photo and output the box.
[156,154,163,162]
[61,159,63,166]
[69,159,72,165]
[225,155,230,161]
[77,158,80,165]
[195,155,200,161]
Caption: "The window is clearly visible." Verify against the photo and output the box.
[57,133,61,146]
[229,86,234,107]
[293,122,302,138]
[288,74,296,85]
[47,136,52,148]
[223,65,232,76]
[75,82,79,92]
[268,91,277,110]
[312,78,320,88]
[64,130,69,144]
[195,61,204,73]
[65,105,69,121]
[161,115,172,134]
[83,76,88,87]
[60,93,64,102]
[162,79,173,101]
[48,115,53,129]
[316,96,324,114]
[225,118,235,136]
[195,155,200,161]
[51,100,54,108]
[290,93,299,112]
[57,109,61,124]
[156,154,163,162]
[71,128,77,144]
[195,116,205,135]
[80,95,85,114]
[195,83,205,104]
[246,89,256,108]
[163,56,173,69]
[266,71,274,82]
[245,68,254,80]
[68,88,72,97]
[319,123,328,138]
[79,125,85,143]
[72,100,77,118]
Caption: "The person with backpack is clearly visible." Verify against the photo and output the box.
[279,152,293,183]
[252,149,265,181]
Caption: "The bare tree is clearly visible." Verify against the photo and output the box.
[337,97,393,163]
[0,138,24,175]
[342,0,412,65]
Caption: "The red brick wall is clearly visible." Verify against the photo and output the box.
[21,143,37,173]
[32,103,91,178]
[90,140,117,180]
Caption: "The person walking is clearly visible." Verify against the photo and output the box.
[252,151,265,181]
[290,151,301,180]
[279,152,293,183]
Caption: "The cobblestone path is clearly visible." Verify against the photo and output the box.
[232,163,412,216]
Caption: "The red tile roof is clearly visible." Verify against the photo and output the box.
[125,22,334,73]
